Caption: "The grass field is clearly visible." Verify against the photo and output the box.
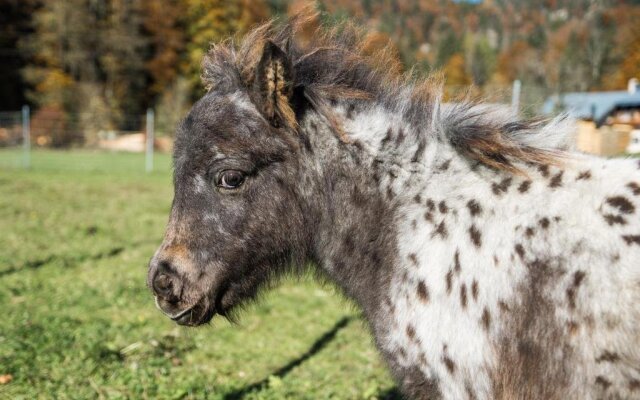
[0,149,396,400]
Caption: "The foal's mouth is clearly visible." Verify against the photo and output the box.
[156,296,216,326]
[157,282,232,326]
[171,302,216,326]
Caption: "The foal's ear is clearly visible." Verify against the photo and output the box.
[253,41,296,128]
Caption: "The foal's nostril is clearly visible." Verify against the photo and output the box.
[151,261,181,303]
[153,273,173,296]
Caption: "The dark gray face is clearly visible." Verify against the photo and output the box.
[147,90,308,326]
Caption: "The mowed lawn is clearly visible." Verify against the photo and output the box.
[0,150,396,400]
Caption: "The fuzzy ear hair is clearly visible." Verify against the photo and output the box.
[253,41,296,128]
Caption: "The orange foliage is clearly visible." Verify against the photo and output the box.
[443,53,471,86]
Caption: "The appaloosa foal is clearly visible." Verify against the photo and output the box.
[147,16,640,399]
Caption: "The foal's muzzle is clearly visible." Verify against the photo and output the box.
[147,255,216,326]
[149,260,183,304]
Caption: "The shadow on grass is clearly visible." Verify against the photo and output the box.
[0,247,125,277]
[0,233,163,277]
[223,315,355,400]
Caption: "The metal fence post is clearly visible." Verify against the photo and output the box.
[22,105,30,169]
[511,80,521,115]
[145,108,154,173]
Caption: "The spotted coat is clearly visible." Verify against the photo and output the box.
[148,16,640,400]
[302,102,640,399]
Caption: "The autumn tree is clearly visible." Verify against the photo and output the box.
[470,38,496,87]
[142,0,185,100]
[611,25,640,88]
[21,0,96,109]
[98,0,147,128]
[0,0,39,110]
[181,0,269,99]
[443,53,471,86]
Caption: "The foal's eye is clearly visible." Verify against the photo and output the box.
[217,170,245,189]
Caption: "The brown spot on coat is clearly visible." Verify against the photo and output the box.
[442,356,456,374]
[438,159,451,171]
[576,170,592,180]
[514,244,525,260]
[606,196,635,214]
[498,300,509,312]
[460,283,468,308]
[622,235,640,245]
[424,211,434,222]
[471,280,479,301]
[413,194,422,203]
[492,177,513,195]
[481,307,491,330]
[438,201,448,214]
[596,351,620,363]
[417,281,430,303]
[469,225,482,247]
[454,251,461,272]
[595,376,611,390]
[539,217,550,229]
[467,199,482,216]
[628,182,640,195]
[408,253,418,267]
[630,379,640,391]
[549,171,563,188]
[406,324,416,340]
[525,227,535,237]
[433,221,448,238]
[445,270,453,294]
[538,164,550,177]
[566,271,586,309]
[518,180,532,193]
[426,199,435,211]
[572,270,586,286]
[603,214,626,226]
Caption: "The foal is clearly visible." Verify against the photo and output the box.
[148,16,640,399]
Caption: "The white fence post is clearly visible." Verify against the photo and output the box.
[22,105,30,169]
[145,108,154,173]
[511,79,521,115]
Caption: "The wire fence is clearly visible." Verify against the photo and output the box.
[0,107,172,174]
[0,81,553,174]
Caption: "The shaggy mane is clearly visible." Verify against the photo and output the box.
[202,12,570,173]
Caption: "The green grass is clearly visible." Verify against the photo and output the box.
[0,149,396,399]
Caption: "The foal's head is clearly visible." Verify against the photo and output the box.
[147,38,312,325]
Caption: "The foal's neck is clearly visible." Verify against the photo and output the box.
[300,101,482,324]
